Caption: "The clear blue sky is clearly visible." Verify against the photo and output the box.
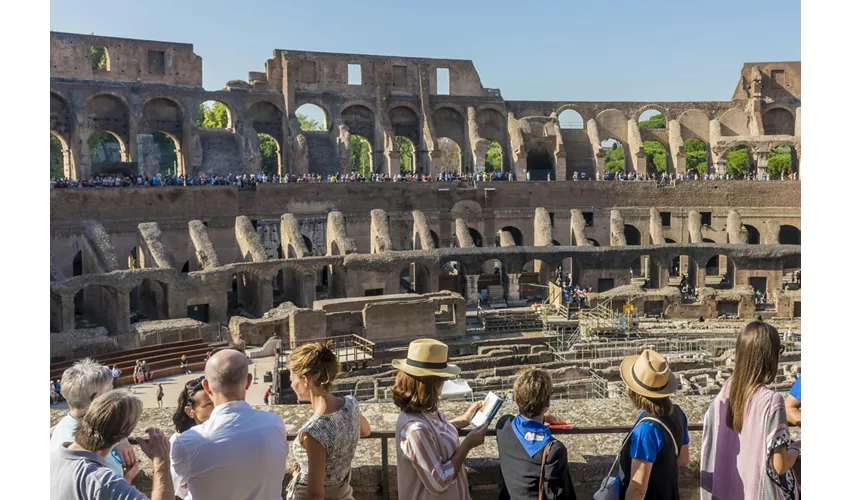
[51,0,800,102]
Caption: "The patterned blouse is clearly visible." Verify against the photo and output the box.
[396,410,470,500]
[291,395,361,486]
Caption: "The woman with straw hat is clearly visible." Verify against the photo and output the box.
[392,339,488,500]
[615,349,691,500]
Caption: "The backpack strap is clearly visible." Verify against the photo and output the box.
[641,417,680,457]
[538,440,556,500]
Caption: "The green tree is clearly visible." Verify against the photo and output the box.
[643,141,667,174]
[485,141,503,172]
[726,147,750,178]
[350,135,372,176]
[395,136,414,173]
[196,102,229,128]
[91,46,107,70]
[88,131,114,163]
[259,133,279,176]
[638,113,666,129]
[767,146,792,178]
[604,144,625,173]
[50,134,64,177]
[298,114,322,131]
[684,138,707,175]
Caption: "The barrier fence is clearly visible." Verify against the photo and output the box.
[279,423,705,500]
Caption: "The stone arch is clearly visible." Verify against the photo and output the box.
[557,108,584,129]
[74,284,119,332]
[349,134,373,175]
[87,93,132,157]
[50,131,72,178]
[51,91,73,139]
[638,108,667,128]
[143,97,184,138]
[294,102,330,131]
[762,108,795,136]
[479,258,507,294]
[624,225,641,245]
[477,107,508,145]
[400,262,432,294]
[437,137,462,173]
[595,109,629,142]
[779,225,800,245]
[704,254,736,287]
[246,101,283,138]
[497,226,524,247]
[432,107,466,150]
[389,105,420,146]
[678,109,710,142]
[467,228,484,247]
[526,137,555,180]
[341,104,375,146]
[587,238,600,247]
[197,99,234,129]
[130,278,169,322]
[723,144,753,178]
[451,200,483,217]
[718,107,749,136]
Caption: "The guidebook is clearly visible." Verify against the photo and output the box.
[470,392,504,428]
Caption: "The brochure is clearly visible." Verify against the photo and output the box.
[471,391,504,428]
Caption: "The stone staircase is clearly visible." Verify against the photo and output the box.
[561,129,595,179]
[578,298,629,336]
[304,131,338,176]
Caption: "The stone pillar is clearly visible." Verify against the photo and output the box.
[296,271,316,308]
[555,150,567,181]
[116,291,132,335]
[595,151,607,179]
[61,294,76,332]
[641,255,650,280]
[756,151,769,178]
[466,274,480,306]
[634,150,647,177]
[715,159,727,177]
[385,151,400,177]
[794,145,801,179]
[428,149,442,175]
[507,274,520,301]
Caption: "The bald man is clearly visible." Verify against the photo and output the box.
[170,349,288,500]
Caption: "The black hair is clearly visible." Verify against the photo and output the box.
[172,380,205,433]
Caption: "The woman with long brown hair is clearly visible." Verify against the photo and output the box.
[700,321,800,499]
[286,342,371,500]
[392,339,488,500]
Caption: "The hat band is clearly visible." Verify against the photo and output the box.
[631,365,668,392]
[406,358,448,370]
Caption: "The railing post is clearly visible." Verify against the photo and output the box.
[381,437,389,500]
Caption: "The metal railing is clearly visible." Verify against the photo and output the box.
[277,424,705,500]
[277,334,375,365]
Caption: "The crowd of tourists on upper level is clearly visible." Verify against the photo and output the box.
[50,320,800,500]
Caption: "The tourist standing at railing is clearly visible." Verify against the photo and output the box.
[699,321,800,500]
[611,349,690,500]
[392,339,488,500]
[169,375,214,499]
[171,349,289,500]
[496,368,576,499]
[285,342,371,500]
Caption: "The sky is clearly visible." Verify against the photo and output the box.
[50,0,800,103]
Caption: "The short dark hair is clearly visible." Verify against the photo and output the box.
[74,390,142,451]
[514,368,552,417]
[391,371,442,414]
[627,388,673,416]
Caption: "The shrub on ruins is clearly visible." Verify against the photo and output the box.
[485,141,503,172]
[196,102,229,128]
[643,140,667,174]
[51,134,64,177]
[767,146,792,177]
[604,145,625,173]
[725,147,750,178]
[350,135,372,176]
[684,138,708,175]
[395,136,415,173]
[259,133,279,176]
[638,113,666,129]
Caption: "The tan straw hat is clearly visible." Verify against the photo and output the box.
[619,349,678,398]
[392,339,461,378]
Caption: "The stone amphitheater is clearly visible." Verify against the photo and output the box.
[49,31,801,499]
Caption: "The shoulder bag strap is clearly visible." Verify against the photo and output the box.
[538,440,556,500]
[601,421,642,485]
[641,417,679,457]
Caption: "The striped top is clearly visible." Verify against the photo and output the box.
[395,410,470,500]
[292,396,361,487]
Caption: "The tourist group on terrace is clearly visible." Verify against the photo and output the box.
[50,320,800,500]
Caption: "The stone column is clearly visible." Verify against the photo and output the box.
[794,145,801,179]
[428,149,442,175]
[466,274,480,307]
[116,291,132,335]
[385,151,400,177]
[756,151,769,179]
[595,151,607,179]
[715,159,727,177]
[555,150,567,181]
[507,274,521,301]
[296,271,316,308]
[61,294,76,332]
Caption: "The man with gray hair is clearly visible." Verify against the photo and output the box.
[50,390,174,500]
[171,349,288,500]
[51,359,137,480]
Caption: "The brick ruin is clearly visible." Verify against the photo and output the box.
[50,32,801,181]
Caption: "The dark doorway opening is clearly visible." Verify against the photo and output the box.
[187,304,210,323]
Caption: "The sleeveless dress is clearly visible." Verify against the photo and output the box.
[287,395,361,500]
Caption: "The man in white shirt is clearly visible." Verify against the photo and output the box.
[171,349,289,500]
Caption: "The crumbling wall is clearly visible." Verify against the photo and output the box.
[289,309,327,343]
[188,220,220,269]
[454,218,476,248]
[570,209,590,246]
[764,219,781,245]
[363,298,436,341]
[326,211,357,255]
[534,207,553,246]
[280,214,310,258]
[649,208,664,244]
[137,222,178,269]
[370,209,394,253]
[411,210,436,250]
[688,211,704,243]
[234,216,268,263]
[498,229,516,247]
[81,220,119,272]
[609,210,626,247]
[726,209,747,244]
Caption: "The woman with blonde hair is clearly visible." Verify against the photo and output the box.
[286,342,371,500]
[700,321,800,499]
[392,339,488,500]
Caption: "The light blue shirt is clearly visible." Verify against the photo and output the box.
[51,413,124,477]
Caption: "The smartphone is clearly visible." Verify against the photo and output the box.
[127,437,144,446]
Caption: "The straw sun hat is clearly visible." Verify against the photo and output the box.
[392,339,461,378]
[619,349,678,398]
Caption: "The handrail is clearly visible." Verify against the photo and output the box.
[278,423,706,500]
